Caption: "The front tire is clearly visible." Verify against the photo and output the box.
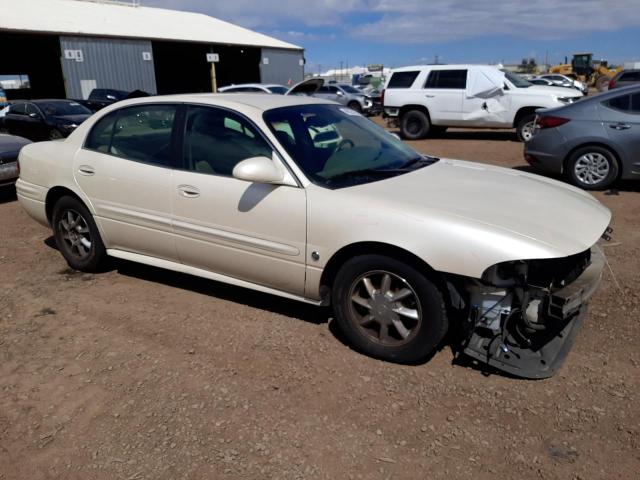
[400,110,430,140]
[332,255,448,364]
[52,196,108,272]
[566,146,618,190]
[516,114,536,142]
[347,101,363,113]
[49,129,64,140]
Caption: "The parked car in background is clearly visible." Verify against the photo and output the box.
[528,77,556,87]
[1,100,92,141]
[609,70,640,90]
[219,83,290,95]
[0,133,31,186]
[0,86,8,108]
[74,88,129,112]
[539,74,588,95]
[311,84,377,115]
[525,85,640,190]
[383,65,583,141]
[16,93,610,378]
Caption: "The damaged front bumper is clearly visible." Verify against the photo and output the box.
[462,245,605,379]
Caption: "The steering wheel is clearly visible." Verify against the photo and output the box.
[337,139,355,151]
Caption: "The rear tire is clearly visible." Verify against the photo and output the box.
[516,114,536,142]
[400,110,430,140]
[565,146,618,190]
[52,196,108,272]
[332,255,448,364]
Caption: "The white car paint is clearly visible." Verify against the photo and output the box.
[383,65,583,129]
[16,93,609,305]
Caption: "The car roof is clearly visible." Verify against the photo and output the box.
[103,93,334,112]
[390,64,493,72]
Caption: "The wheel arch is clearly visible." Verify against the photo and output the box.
[399,104,431,120]
[319,241,446,301]
[45,185,91,224]
[513,106,543,127]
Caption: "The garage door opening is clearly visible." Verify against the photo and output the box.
[152,41,261,95]
[0,32,66,100]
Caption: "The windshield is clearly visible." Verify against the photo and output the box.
[36,101,91,117]
[504,72,532,88]
[267,86,289,95]
[339,85,362,94]
[264,104,437,188]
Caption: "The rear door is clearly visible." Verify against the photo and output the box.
[4,103,27,137]
[422,69,466,125]
[600,91,640,171]
[74,104,180,261]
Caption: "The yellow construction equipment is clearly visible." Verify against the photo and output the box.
[550,53,621,91]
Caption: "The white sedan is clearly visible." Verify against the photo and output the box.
[16,94,611,378]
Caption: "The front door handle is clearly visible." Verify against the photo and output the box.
[610,123,631,130]
[78,165,95,176]
[177,185,200,198]
[424,94,435,98]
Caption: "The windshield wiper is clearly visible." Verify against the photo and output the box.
[401,155,439,169]
[327,168,407,182]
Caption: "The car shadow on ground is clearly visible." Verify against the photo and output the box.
[383,126,519,142]
[0,185,17,204]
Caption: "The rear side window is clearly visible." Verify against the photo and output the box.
[9,103,26,115]
[620,71,640,82]
[85,105,178,166]
[86,112,118,152]
[633,93,640,112]
[606,95,631,111]
[425,70,468,89]
[387,71,420,88]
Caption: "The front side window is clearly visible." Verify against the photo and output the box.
[620,71,640,82]
[387,71,419,89]
[183,106,272,176]
[107,105,177,166]
[25,104,40,116]
[264,104,436,189]
[425,70,468,89]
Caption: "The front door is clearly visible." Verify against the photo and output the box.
[171,105,307,295]
[74,104,180,261]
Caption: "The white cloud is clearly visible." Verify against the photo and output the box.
[145,0,640,43]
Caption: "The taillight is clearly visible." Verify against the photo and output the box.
[537,115,570,130]
[380,89,385,108]
[609,78,617,89]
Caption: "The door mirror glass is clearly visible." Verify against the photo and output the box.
[336,90,344,96]
[28,112,40,119]
[232,156,284,184]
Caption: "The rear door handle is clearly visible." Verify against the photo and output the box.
[610,123,631,130]
[177,185,200,198]
[78,165,95,176]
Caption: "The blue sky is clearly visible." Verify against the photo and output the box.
[147,0,640,72]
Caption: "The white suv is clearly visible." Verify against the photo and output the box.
[383,65,583,142]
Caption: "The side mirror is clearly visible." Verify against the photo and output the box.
[28,112,41,120]
[233,156,284,184]
[336,90,344,96]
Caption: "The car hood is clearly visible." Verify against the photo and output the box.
[523,85,582,98]
[346,159,610,257]
[51,114,91,124]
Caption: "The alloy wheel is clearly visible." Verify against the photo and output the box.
[574,153,610,186]
[520,121,535,142]
[348,270,422,346]
[58,209,92,259]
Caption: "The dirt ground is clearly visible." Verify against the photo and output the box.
[1,127,638,480]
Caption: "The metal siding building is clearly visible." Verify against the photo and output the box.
[0,0,305,99]
[261,49,305,86]
[60,36,158,99]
